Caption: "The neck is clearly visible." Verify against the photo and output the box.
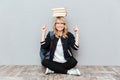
[58,31,63,37]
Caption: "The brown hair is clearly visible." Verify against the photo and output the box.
[53,17,68,38]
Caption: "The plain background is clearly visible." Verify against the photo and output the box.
[0,0,120,65]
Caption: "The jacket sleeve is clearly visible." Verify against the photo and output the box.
[68,32,79,50]
[40,32,51,49]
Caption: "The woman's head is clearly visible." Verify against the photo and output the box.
[53,17,68,38]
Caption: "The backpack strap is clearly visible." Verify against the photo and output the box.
[49,31,54,40]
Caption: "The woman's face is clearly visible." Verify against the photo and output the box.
[55,20,65,31]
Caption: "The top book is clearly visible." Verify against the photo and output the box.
[52,7,67,10]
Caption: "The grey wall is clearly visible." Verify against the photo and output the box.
[0,0,120,65]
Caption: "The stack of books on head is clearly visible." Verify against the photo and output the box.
[52,7,67,17]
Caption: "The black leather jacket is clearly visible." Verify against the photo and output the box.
[41,32,79,61]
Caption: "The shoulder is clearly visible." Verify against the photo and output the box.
[67,32,74,38]
[46,31,54,36]
[46,31,54,40]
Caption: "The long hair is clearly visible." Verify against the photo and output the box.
[53,17,68,38]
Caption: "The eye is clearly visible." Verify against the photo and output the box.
[55,22,65,25]
[55,22,59,24]
[61,23,65,25]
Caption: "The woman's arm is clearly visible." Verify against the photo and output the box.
[40,25,51,49]
[74,26,79,46]
[68,26,79,50]
[41,25,46,42]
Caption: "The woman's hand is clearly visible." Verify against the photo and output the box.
[42,24,46,33]
[74,25,79,35]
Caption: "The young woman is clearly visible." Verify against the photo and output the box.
[40,17,80,75]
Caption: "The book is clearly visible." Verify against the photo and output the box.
[53,14,67,17]
[53,10,67,13]
[52,7,66,10]
[52,7,67,17]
